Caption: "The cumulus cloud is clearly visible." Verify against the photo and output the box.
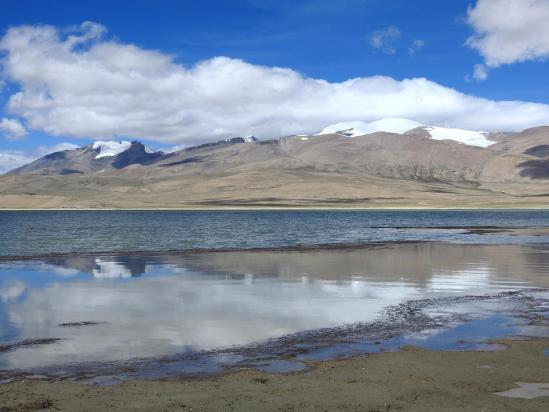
[408,39,425,55]
[0,142,79,174]
[473,64,489,81]
[0,151,33,174]
[0,117,27,140]
[369,25,401,55]
[35,142,80,155]
[467,0,549,70]
[0,22,549,146]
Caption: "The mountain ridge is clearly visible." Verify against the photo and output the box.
[1,121,548,209]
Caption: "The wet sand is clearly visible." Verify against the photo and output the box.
[0,339,547,411]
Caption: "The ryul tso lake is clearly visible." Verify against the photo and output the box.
[1,209,549,257]
[0,210,548,382]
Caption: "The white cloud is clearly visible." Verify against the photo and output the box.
[0,117,27,140]
[473,64,489,81]
[35,142,80,155]
[369,25,401,55]
[0,22,549,146]
[408,39,425,55]
[165,144,188,153]
[0,142,80,174]
[0,151,33,174]
[467,0,549,68]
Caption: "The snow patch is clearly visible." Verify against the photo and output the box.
[316,121,369,137]
[423,127,495,148]
[316,118,497,147]
[220,136,257,143]
[367,118,424,134]
[92,141,132,158]
[316,118,424,137]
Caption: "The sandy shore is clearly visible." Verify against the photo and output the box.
[1,339,547,411]
[1,206,549,210]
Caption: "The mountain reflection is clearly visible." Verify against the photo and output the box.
[39,243,549,286]
[43,255,157,278]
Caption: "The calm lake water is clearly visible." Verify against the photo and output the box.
[0,243,548,379]
[1,210,549,257]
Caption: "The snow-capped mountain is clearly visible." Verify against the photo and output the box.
[316,118,496,148]
[5,136,262,175]
[6,141,165,175]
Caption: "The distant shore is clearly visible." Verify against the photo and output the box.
[1,206,549,211]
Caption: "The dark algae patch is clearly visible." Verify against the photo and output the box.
[0,339,62,353]
[58,321,103,328]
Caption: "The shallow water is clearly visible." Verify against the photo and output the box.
[0,242,548,379]
[1,210,549,257]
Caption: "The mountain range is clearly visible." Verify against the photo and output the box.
[1,118,548,208]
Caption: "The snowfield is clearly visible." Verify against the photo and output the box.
[316,118,496,147]
[316,118,423,137]
[92,141,132,158]
[422,126,495,148]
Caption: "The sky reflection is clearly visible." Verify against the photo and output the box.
[0,243,548,370]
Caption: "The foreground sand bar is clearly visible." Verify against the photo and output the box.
[1,339,548,411]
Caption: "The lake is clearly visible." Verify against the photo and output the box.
[1,210,548,382]
[1,210,549,257]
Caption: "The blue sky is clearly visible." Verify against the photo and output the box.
[0,0,549,169]
[2,0,546,99]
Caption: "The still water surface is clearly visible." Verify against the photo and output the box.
[0,243,548,375]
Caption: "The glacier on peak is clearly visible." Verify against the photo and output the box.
[316,118,496,147]
[316,118,424,137]
[92,141,132,159]
[422,126,495,148]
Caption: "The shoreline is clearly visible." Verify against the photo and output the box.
[1,206,549,211]
[1,338,547,411]
[0,240,431,262]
